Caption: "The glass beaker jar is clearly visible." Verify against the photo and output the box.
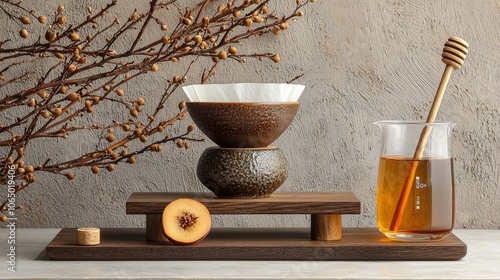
[374,120,456,241]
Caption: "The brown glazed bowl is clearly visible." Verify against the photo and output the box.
[196,146,288,198]
[186,102,299,148]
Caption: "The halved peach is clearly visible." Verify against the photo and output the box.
[162,198,211,245]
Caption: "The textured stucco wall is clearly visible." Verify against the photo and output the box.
[2,0,500,229]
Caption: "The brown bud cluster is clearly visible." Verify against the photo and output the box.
[91,166,100,174]
[106,164,115,172]
[151,144,163,152]
[20,16,31,24]
[20,29,28,38]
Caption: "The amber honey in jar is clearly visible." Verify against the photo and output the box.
[374,121,456,241]
[376,156,454,241]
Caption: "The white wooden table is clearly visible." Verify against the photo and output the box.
[1,229,499,279]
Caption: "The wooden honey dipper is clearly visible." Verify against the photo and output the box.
[389,36,469,232]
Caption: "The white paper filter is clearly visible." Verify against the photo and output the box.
[182,83,305,102]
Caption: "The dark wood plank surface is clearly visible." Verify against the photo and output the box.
[46,228,467,261]
[126,192,361,214]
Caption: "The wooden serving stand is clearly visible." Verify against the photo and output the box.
[45,192,467,261]
[126,192,360,242]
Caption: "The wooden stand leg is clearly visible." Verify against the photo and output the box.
[146,214,168,242]
[311,214,342,241]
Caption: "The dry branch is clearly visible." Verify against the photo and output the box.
[0,0,312,221]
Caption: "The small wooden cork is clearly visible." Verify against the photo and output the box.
[77,227,100,245]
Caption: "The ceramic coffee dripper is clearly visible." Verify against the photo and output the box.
[183,83,304,198]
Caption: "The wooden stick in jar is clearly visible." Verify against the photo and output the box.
[389,36,469,232]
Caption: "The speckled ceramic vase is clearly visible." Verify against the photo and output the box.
[196,146,288,198]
